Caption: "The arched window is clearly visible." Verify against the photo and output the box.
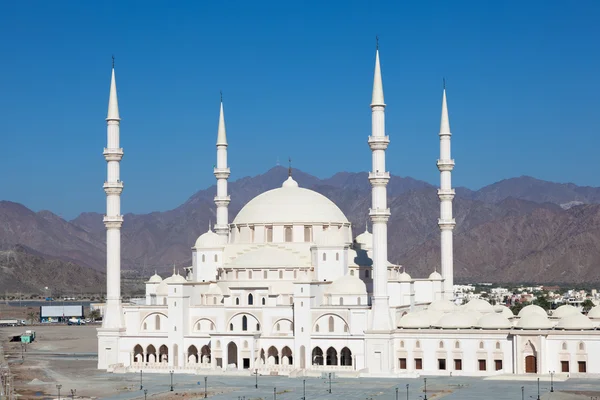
[315,324,320,333]
[496,342,501,350]
[289,296,293,304]
[336,252,339,261]
[350,270,355,276]
[294,270,297,279]
[249,270,253,279]
[479,341,484,349]
[174,301,177,306]
[264,270,268,279]
[210,322,214,331]
[279,270,283,279]
[579,342,585,351]
[416,340,421,349]
[244,340,248,348]
[235,297,240,305]
[304,226,311,242]
[155,315,161,330]
[344,325,348,333]
[562,342,567,350]
[328,316,334,332]
[277,323,281,331]
[357,297,361,305]
[213,297,217,305]
[235,270,239,279]
[285,226,292,242]
[143,323,147,330]
[339,297,344,305]
[196,322,200,330]
[365,270,370,278]
[174,326,177,331]
[248,293,254,305]
[455,341,460,349]
[439,341,444,349]
[214,254,218,262]
[229,323,234,331]
[322,253,327,261]
[262,297,266,305]
[256,323,260,331]
[242,316,248,331]
[400,340,405,348]
[202,254,205,262]
[216,341,220,349]
[163,298,167,305]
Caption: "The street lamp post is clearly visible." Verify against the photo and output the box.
[144,389,148,400]
[303,379,306,400]
[328,373,332,394]
[423,378,428,400]
[406,384,409,400]
[140,369,143,390]
[521,386,524,400]
[537,377,540,400]
[396,387,398,400]
[204,376,208,398]
[56,384,62,400]
[170,370,174,391]
[550,371,555,392]
[274,387,277,400]
[255,369,258,389]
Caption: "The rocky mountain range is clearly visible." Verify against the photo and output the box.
[2,166,600,289]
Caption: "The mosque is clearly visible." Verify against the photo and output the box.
[97,48,600,377]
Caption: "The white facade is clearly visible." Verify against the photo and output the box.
[97,49,600,378]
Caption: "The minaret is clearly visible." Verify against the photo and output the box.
[437,83,456,300]
[101,60,124,330]
[368,46,392,331]
[214,96,230,237]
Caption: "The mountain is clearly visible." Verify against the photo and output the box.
[5,167,600,286]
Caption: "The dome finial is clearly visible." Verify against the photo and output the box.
[208,220,212,231]
[288,157,292,177]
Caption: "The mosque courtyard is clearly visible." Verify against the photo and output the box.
[1,325,599,400]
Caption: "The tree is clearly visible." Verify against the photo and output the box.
[510,302,525,315]
[533,295,552,311]
[27,311,38,325]
[88,309,101,321]
[582,299,595,313]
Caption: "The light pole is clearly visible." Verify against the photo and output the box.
[204,376,208,398]
[70,389,76,399]
[140,369,143,390]
[423,378,427,400]
[550,371,554,392]
[144,389,148,400]
[328,373,332,394]
[255,368,258,389]
[56,384,62,400]
[170,370,174,391]
[521,386,524,400]
[302,379,306,400]
[537,377,540,400]
[406,384,409,400]
[274,387,277,400]
[396,387,398,400]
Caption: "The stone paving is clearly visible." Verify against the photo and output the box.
[101,374,600,400]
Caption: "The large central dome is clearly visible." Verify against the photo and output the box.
[232,177,349,225]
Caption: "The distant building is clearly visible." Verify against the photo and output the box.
[40,305,83,323]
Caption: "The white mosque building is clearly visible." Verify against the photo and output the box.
[97,48,600,378]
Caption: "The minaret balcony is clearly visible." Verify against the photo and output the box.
[103,215,124,228]
[103,148,124,161]
[369,208,391,223]
[368,171,390,186]
[437,188,455,200]
[214,195,231,206]
[436,159,455,171]
[368,135,390,150]
[103,181,124,195]
[438,219,456,230]
[214,167,231,179]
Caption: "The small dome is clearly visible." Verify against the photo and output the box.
[168,273,187,284]
[494,306,515,319]
[206,283,223,295]
[477,313,512,329]
[398,271,412,282]
[551,304,580,319]
[147,273,163,283]
[555,313,593,330]
[428,299,457,313]
[325,274,367,295]
[588,305,600,319]
[315,228,345,247]
[435,311,478,329]
[282,176,299,188]
[464,298,494,313]
[398,311,431,329]
[425,310,445,325]
[194,229,226,249]
[429,271,443,280]
[518,304,547,319]
[355,227,373,249]
[516,313,553,330]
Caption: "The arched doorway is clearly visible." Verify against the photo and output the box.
[227,342,238,368]
[326,347,338,366]
[282,346,293,365]
[146,345,156,363]
[133,345,144,363]
[340,347,352,366]
[312,347,323,366]
[159,345,169,363]
[268,346,279,365]
[201,345,211,365]
[259,348,266,365]
[188,345,199,364]
[300,346,306,369]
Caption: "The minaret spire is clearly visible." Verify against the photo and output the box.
[437,83,456,300]
[367,44,392,331]
[214,96,231,236]
[98,58,125,369]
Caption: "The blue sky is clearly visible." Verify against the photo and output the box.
[1,1,599,219]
